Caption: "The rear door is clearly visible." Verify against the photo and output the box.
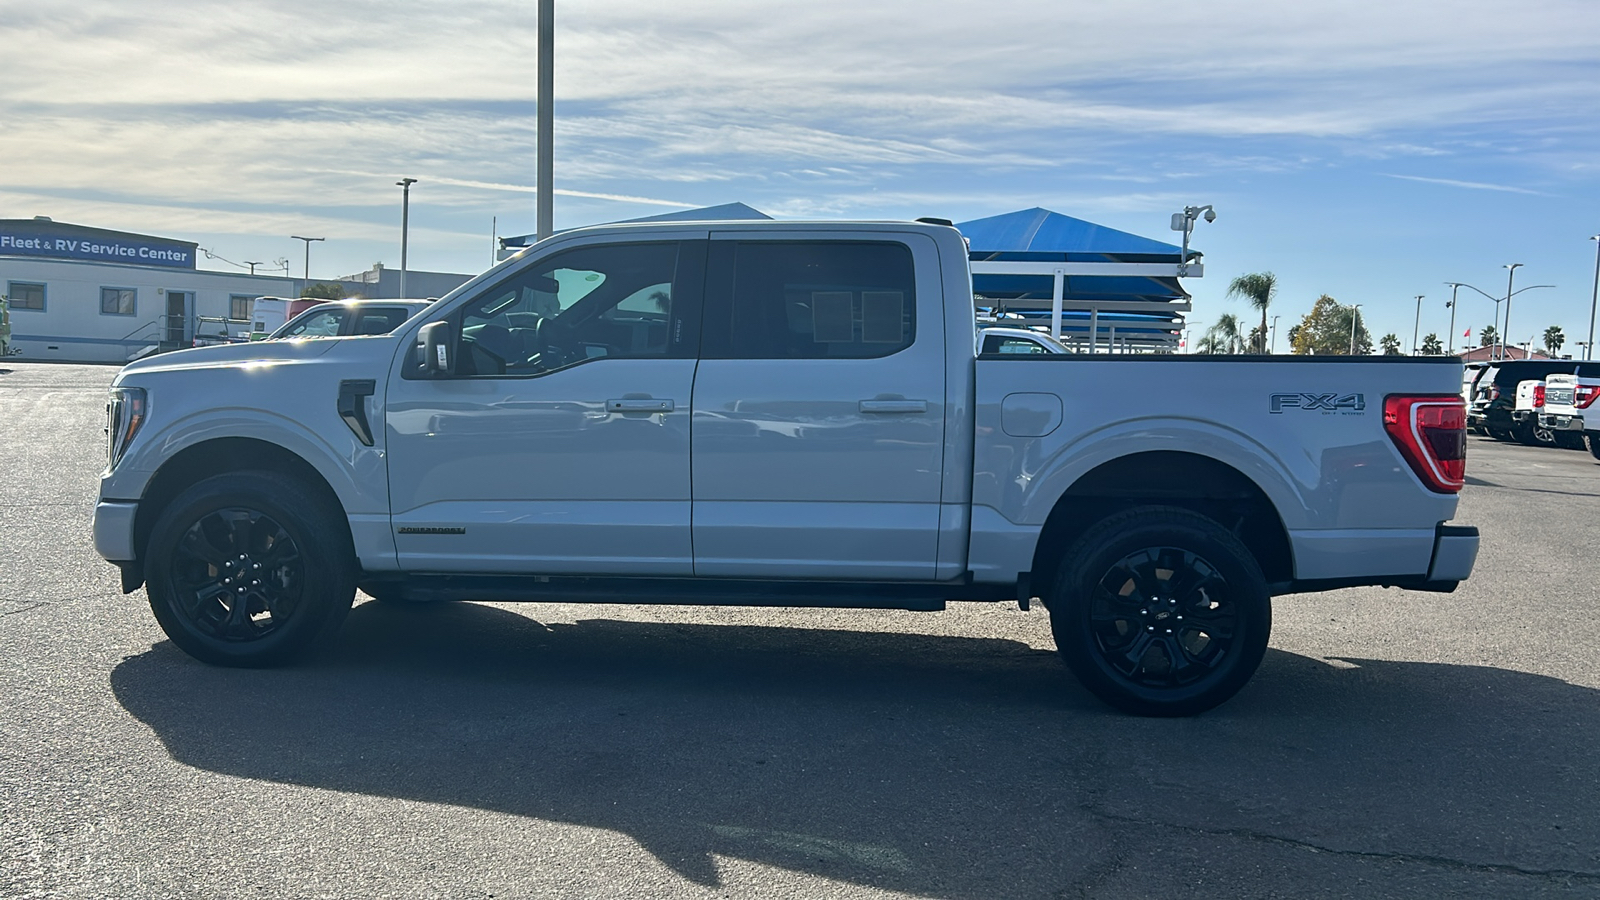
[690,233,947,579]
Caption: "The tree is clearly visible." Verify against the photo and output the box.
[1290,295,1372,355]
[1544,325,1565,355]
[1204,313,1246,354]
[1248,324,1267,354]
[302,283,347,301]
[1380,333,1403,355]
[1226,272,1278,353]
[1479,325,1498,349]
[1420,332,1443,355]
[1286,324,1301,348]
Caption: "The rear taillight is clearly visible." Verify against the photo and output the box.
[1488,384,1501,401]
[1384,395,1466,493]
[1533,385,1546,407]
[1577,384,1600,409]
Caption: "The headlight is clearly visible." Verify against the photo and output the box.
[106,387,147,470]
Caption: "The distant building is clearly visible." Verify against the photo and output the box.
[329,263,474,300]
[1458,345,1551,362]
[0,217,295,363]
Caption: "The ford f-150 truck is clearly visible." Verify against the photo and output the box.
[93,220,1478,716]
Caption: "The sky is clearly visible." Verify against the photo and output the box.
[2,0,1597,353]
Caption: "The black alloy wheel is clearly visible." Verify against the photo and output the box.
[145,471,356,666]
[1049,506,1270,717]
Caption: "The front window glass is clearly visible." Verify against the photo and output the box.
[282,309,345,338]
[455,242,680,376]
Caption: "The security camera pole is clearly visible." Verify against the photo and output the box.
[1170,205,1216,278]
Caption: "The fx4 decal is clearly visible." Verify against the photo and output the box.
[1269,393,1366,414]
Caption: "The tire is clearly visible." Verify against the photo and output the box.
[1047,506,1271,717]
[1587,433,1600,462]
[1486,426,1514,442]
[1512,421,1554,446]
[1554,432,1587,451]
[144,471,356,667]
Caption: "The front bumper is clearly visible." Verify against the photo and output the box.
[1538,412,1585,432]
[93,500,138,561]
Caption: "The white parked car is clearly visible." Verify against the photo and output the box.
[979,326,1068,355]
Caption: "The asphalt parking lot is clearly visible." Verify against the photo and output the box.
[3,361,1598,899]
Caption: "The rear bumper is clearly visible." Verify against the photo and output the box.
[1274,523,1478,596]
[1538,412,1585,432]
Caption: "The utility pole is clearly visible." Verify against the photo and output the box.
[397,178,418,297]
[1444,283,1462,354]
[1349,304,1362,355]
[290,236,324,284]
[537,0,554,241]
[1588,235,1599,359]
[1269,315,1281,354]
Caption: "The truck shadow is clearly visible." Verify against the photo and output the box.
[110,600,1600,896]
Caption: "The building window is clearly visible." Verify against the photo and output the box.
[229,295,254,320]
[6,282,45,310]
[100,287,137,316]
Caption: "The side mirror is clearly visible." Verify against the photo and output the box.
[419,320,455,376]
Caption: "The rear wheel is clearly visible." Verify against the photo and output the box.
[1487,426,1514,442]
[1554,432,1587,451]
[1047,506,1271,717]
[1587,433,1600,461]
[144,471,356,666]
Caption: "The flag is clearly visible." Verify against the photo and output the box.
[1464,328,1471,338]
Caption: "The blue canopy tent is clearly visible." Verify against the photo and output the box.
[959,207,1196,353]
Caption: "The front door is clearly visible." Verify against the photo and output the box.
[385,237,706,574]
[165,291,190,344]
[690,234,947,580]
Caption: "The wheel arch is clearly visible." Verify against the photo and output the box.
[132,437,353,567]
[1029,450,1293,597]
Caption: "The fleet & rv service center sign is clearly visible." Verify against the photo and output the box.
[0,220,197,269]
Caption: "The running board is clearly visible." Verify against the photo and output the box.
[368,574,1016,610]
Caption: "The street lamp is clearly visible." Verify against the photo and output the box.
[1587,235,1599,360]
[537,0,554,241]
[1349,304,1362,355]
[1500,263,1523,360]
[1443,283,1464,355]
[1412,294,1424,355]
[397,178,418,298]
[1270,314,1281,354]
[243,260,263,276]
[1169,204,1216,277]
[290,236,324,283]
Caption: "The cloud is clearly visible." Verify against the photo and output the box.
[1381,174,1547,195]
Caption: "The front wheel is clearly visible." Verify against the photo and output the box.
[1048,507,1271,717]
[1587,433,1600,462]
[1554,431,1587,451]
[144,471,356,666]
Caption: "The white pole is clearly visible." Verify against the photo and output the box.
[537,0,554,241]
[1050,268,1064,340]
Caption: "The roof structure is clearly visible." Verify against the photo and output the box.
[959,208,1193,353]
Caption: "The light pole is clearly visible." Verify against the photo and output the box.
[1169,204,1216,277]
[290,236,324,283]
[1588,235,1599,359]
[537,0,554,240]
[1500,263,1523,360]
[243,260,263,276]
[1412,294,1424,355]
[1443,283,1463,354]
[1349,304,1362,355]
[396,178,418,298]
[1269,314,1281,354]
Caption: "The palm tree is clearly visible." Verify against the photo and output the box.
[1226,272,1278,353]
[1205,313,1245,354]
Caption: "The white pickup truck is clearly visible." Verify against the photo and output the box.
[94,220,1478,716]
[1540,365,1600,458]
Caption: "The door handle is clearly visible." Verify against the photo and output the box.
[606,398,675,413]
[859,399,928,414]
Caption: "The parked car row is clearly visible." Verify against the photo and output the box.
[1465,359,1600,459]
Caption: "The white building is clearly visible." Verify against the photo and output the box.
[1,217,296,363]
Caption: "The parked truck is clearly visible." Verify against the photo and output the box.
[93,220,1478,716]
